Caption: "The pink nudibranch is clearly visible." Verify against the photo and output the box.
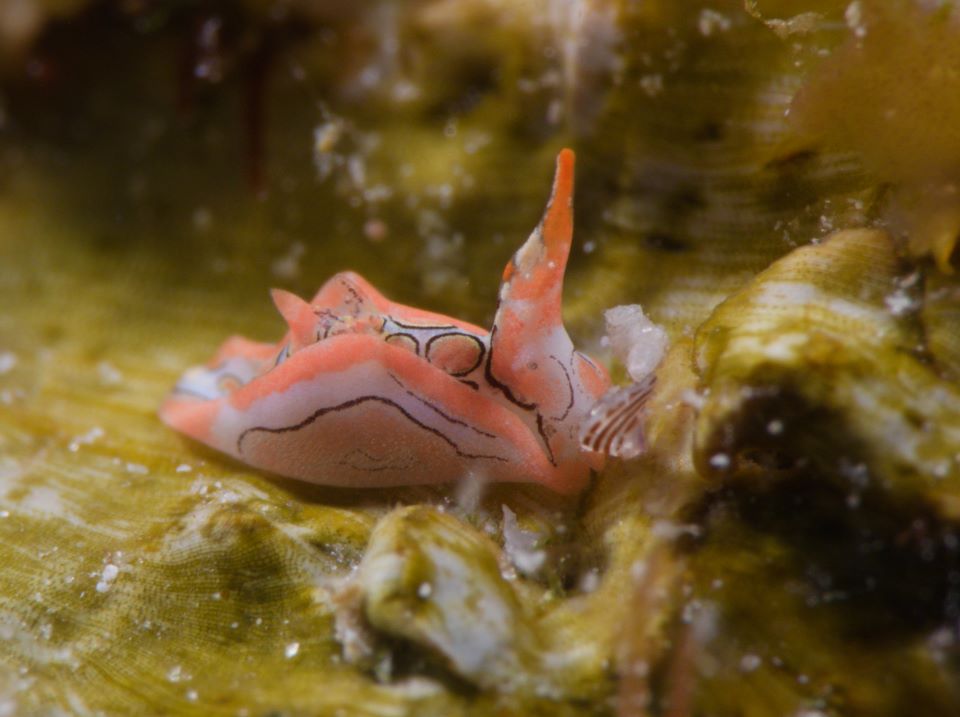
[160,149,614,494]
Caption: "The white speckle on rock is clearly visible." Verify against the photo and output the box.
[124,462,149,476]
[739,653,762,672]
[0,352,17,375]
[845,0,866,38]
[96,361,123,386]
[579,568,601,594]
[417,582,433,599]
[271,242,306,279]
[192,207,213,233]
[175,463,192,473]
[285,642,300,659]
[709,453,731,470]
[501,506,546,577]
[639,73,663,97]
[885,287,918,316]
[95,564,119,593]
[363,218,388,242]
[68,426,104,453]
[698,9,732,36]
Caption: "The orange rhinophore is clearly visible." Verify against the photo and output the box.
[160,149,629,494]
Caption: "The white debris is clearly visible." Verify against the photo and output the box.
[363,218,388,242]
[96,361,123,386]
[639,73,663,97]
[391,79,421,103]
[271,242,305,279]
[0,352,16,375]
[455,471,489,513]
[68,426,104,453]
[602,305,669,382]
[417,582,433,599]
[501,506,546,577]
[192,207,213,233]
[845,1,867,38]
[744,1,821,39]
[698,9,732,36]
[740,653,762,672]
[284,642,300,659]
[579,568,601,594]
[313,119,345,178]
[885,287,919,316]
[709,453,731,470]
[95,563,119,593]
[124,462,149,476]
[175,464,192,473]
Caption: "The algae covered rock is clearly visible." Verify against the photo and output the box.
[695,228,960,502]
[356,505,593,697]
[3,0,960,715]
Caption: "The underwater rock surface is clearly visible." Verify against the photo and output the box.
[2,1,960,715]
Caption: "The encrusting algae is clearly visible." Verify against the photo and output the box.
[2,1,960,716]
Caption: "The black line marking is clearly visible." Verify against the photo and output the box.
[385,332,421,355]
[338,460,411,473]
[386,374,498,439]
[338,448,415,473]
[484,305,570,465]
[343,281,363,311]
[549,354,575,421]
[458,379,480,391]
[484,323,560,463]
[236,395,508,463]
[387,317,459,332]
[537,202,551,242]
[576,351,602,374]
[535,412,557,466]
[424,332,486,377]
[484,325,536,411]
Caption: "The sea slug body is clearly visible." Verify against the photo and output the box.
[161,150,651,493]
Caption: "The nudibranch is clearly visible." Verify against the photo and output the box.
[161,149,620,493]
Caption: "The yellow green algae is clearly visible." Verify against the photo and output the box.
[2,1,960,715]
